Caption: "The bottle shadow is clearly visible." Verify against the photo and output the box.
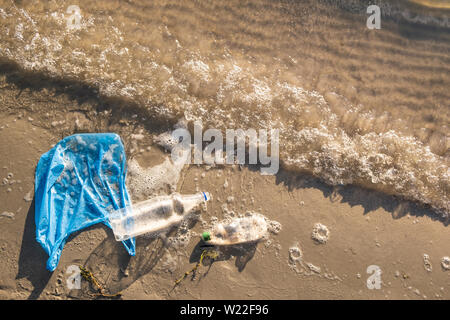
[69,232,166,299]
[189,240,258,275]
[68,212,203,299]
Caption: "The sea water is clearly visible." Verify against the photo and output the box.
[0,0,448,217]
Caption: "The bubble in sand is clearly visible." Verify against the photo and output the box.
[154,131,180,152]
[423,254,432,272]
[23,190,33,202]
[0,211,15,219]
[307,263,321,274]
[126,157,183,199]
[167,229,195,249]
[267,220,282,235]
[131,133,145,141]
[289,246,302,263]
[311,223,330,244]
[441,257,450,271]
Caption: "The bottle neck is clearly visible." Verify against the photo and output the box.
[179,192,210,202]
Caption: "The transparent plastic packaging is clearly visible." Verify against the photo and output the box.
[109,192,210,241]
[202,213,268,246]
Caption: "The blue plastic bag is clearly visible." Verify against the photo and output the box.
[34,133,135,271]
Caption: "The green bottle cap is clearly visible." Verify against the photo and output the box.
[202,231,211,242]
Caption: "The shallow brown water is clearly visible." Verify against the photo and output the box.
[0,0,448,216]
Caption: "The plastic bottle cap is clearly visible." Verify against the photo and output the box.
[202,231,211,241]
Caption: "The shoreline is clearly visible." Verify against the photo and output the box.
[0,58,447,220]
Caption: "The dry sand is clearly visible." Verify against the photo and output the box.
[0,67,449,300]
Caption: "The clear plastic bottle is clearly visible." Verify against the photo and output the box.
[201,213,268,246]
[109,192,210,241]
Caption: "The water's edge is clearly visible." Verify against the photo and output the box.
[0,57,447,223]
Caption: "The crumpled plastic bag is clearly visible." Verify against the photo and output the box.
[34,133,135,271]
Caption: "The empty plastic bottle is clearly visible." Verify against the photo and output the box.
[109,192,210,241]
[201,213,268,246]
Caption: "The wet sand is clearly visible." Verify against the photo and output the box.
[0,80,449,300]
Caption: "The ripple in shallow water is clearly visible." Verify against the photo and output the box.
[0,0,448,216]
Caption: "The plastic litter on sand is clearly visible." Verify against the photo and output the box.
[311,223,330,244]
[201,213,272,246]
[109,192,210,241]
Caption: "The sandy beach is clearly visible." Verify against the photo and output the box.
[0,0,449,300]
